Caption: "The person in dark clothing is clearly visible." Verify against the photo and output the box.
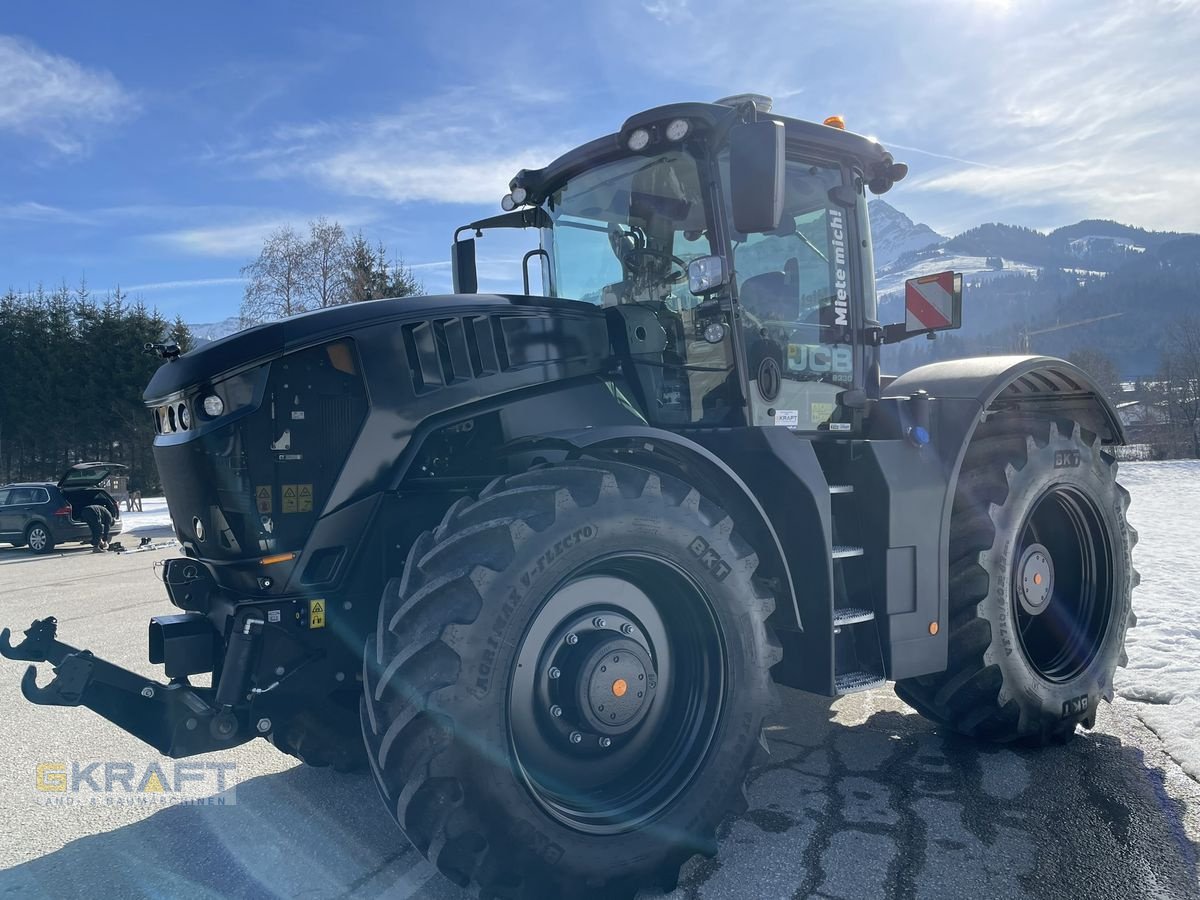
[79,504,114,552]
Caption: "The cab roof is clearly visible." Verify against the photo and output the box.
[509,99,906,205]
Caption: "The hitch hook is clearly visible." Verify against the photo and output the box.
[0,617,59,662]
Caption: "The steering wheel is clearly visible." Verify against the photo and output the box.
[622,248,688,284]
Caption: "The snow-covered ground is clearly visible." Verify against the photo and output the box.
[118,497,175,536]
[875,252,1039,299]
[1116,460,1200,779]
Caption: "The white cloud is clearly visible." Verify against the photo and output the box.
[154,218,296,257]
[150,209,380,257]
[593,0,1200,232]
[121,277,247,293]
[238,87,572,206]
[0,201,93,224]
[642,0,691,24]
[0,35,136,156]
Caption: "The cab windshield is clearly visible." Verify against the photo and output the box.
[540,149,738,426]
[541,150,713,308]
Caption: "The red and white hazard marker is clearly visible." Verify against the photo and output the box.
[905,272,956,331]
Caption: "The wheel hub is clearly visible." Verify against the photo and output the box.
[576,639,654,734]
[536,611,659,747]
[1017,542,1054,616]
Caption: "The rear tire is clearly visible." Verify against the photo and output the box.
[361,460,780,898]
[896,420,1136,743]
[26,523,54,555]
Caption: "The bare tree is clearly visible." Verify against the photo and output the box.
[304,217,350,309]
[1161,315,1200,458]
[1067,348,1122,403]
[240,225,309,325]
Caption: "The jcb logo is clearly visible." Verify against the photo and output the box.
[688,536,732,582]
[1054,450,1081,469]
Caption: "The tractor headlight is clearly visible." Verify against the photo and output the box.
[510,186,528,205]
[201,394,224,417]
[627,128,651,151]
[178,403,191,430]
[665,118,690,142]
[687,255,728,295]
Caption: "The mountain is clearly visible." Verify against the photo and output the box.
[187,316,243,345]
[868,199,945,269]
[875,207,1200,379]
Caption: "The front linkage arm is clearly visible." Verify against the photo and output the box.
[0,617,253,758]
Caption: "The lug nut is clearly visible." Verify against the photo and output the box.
[599,736,612,748]
[570,731,583,744]
[620,623,634,635]
[648,676,657,689]
[548,666,561,680]
[140,686,155,699]
[565,633,579,646]
[550,705,563,718]
[593,617,607,628]
[256,718,272,733]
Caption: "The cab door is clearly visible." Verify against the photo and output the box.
[729,156,859,432]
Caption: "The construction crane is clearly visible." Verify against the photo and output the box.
[1020,312,1125,352]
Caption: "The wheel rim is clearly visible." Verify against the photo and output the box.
[508,554,726,835]
[1012,484,1114,683]
[29,528,47,551]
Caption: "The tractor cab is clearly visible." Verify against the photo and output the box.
[452,95,959,433]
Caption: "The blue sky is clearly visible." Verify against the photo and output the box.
[2,0,1197,324]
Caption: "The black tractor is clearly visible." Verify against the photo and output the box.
[2,95,1136,898]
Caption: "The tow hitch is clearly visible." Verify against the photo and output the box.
[0,616,257,758]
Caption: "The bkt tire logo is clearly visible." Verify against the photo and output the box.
[34,760,237,806]
[688,536,732,582]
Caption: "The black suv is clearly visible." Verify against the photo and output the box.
[0,463,125,553]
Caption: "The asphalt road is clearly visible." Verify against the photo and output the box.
[0,542,1196,900]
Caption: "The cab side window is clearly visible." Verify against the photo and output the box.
[0,489,10,506]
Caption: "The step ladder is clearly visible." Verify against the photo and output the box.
[827,483,887,694]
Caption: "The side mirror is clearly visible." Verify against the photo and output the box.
[451,237,478,294]
[904,271,962,336]
[729,120,785,234]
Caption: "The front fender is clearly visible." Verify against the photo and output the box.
[528,425,804,633]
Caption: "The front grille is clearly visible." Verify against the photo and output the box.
[152,339,367,561]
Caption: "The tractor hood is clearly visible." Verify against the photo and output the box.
[144,293,602,403]
[58,462,127,489]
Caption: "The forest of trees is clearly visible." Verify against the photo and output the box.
[0,283,193,487]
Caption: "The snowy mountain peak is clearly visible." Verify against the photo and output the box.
[868,199,946,269]
[187,316,244,345]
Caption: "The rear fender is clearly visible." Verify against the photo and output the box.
[879,355,1126,679]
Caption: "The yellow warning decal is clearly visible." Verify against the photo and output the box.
[297,483,313,513]
[810,402,835,424]
[255,485,272,514]
[309,598,326,629]
[281,484,298,514]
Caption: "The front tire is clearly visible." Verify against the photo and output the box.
[896,420,1137,742]
[26,523,54,554]
[361,460,780,898]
